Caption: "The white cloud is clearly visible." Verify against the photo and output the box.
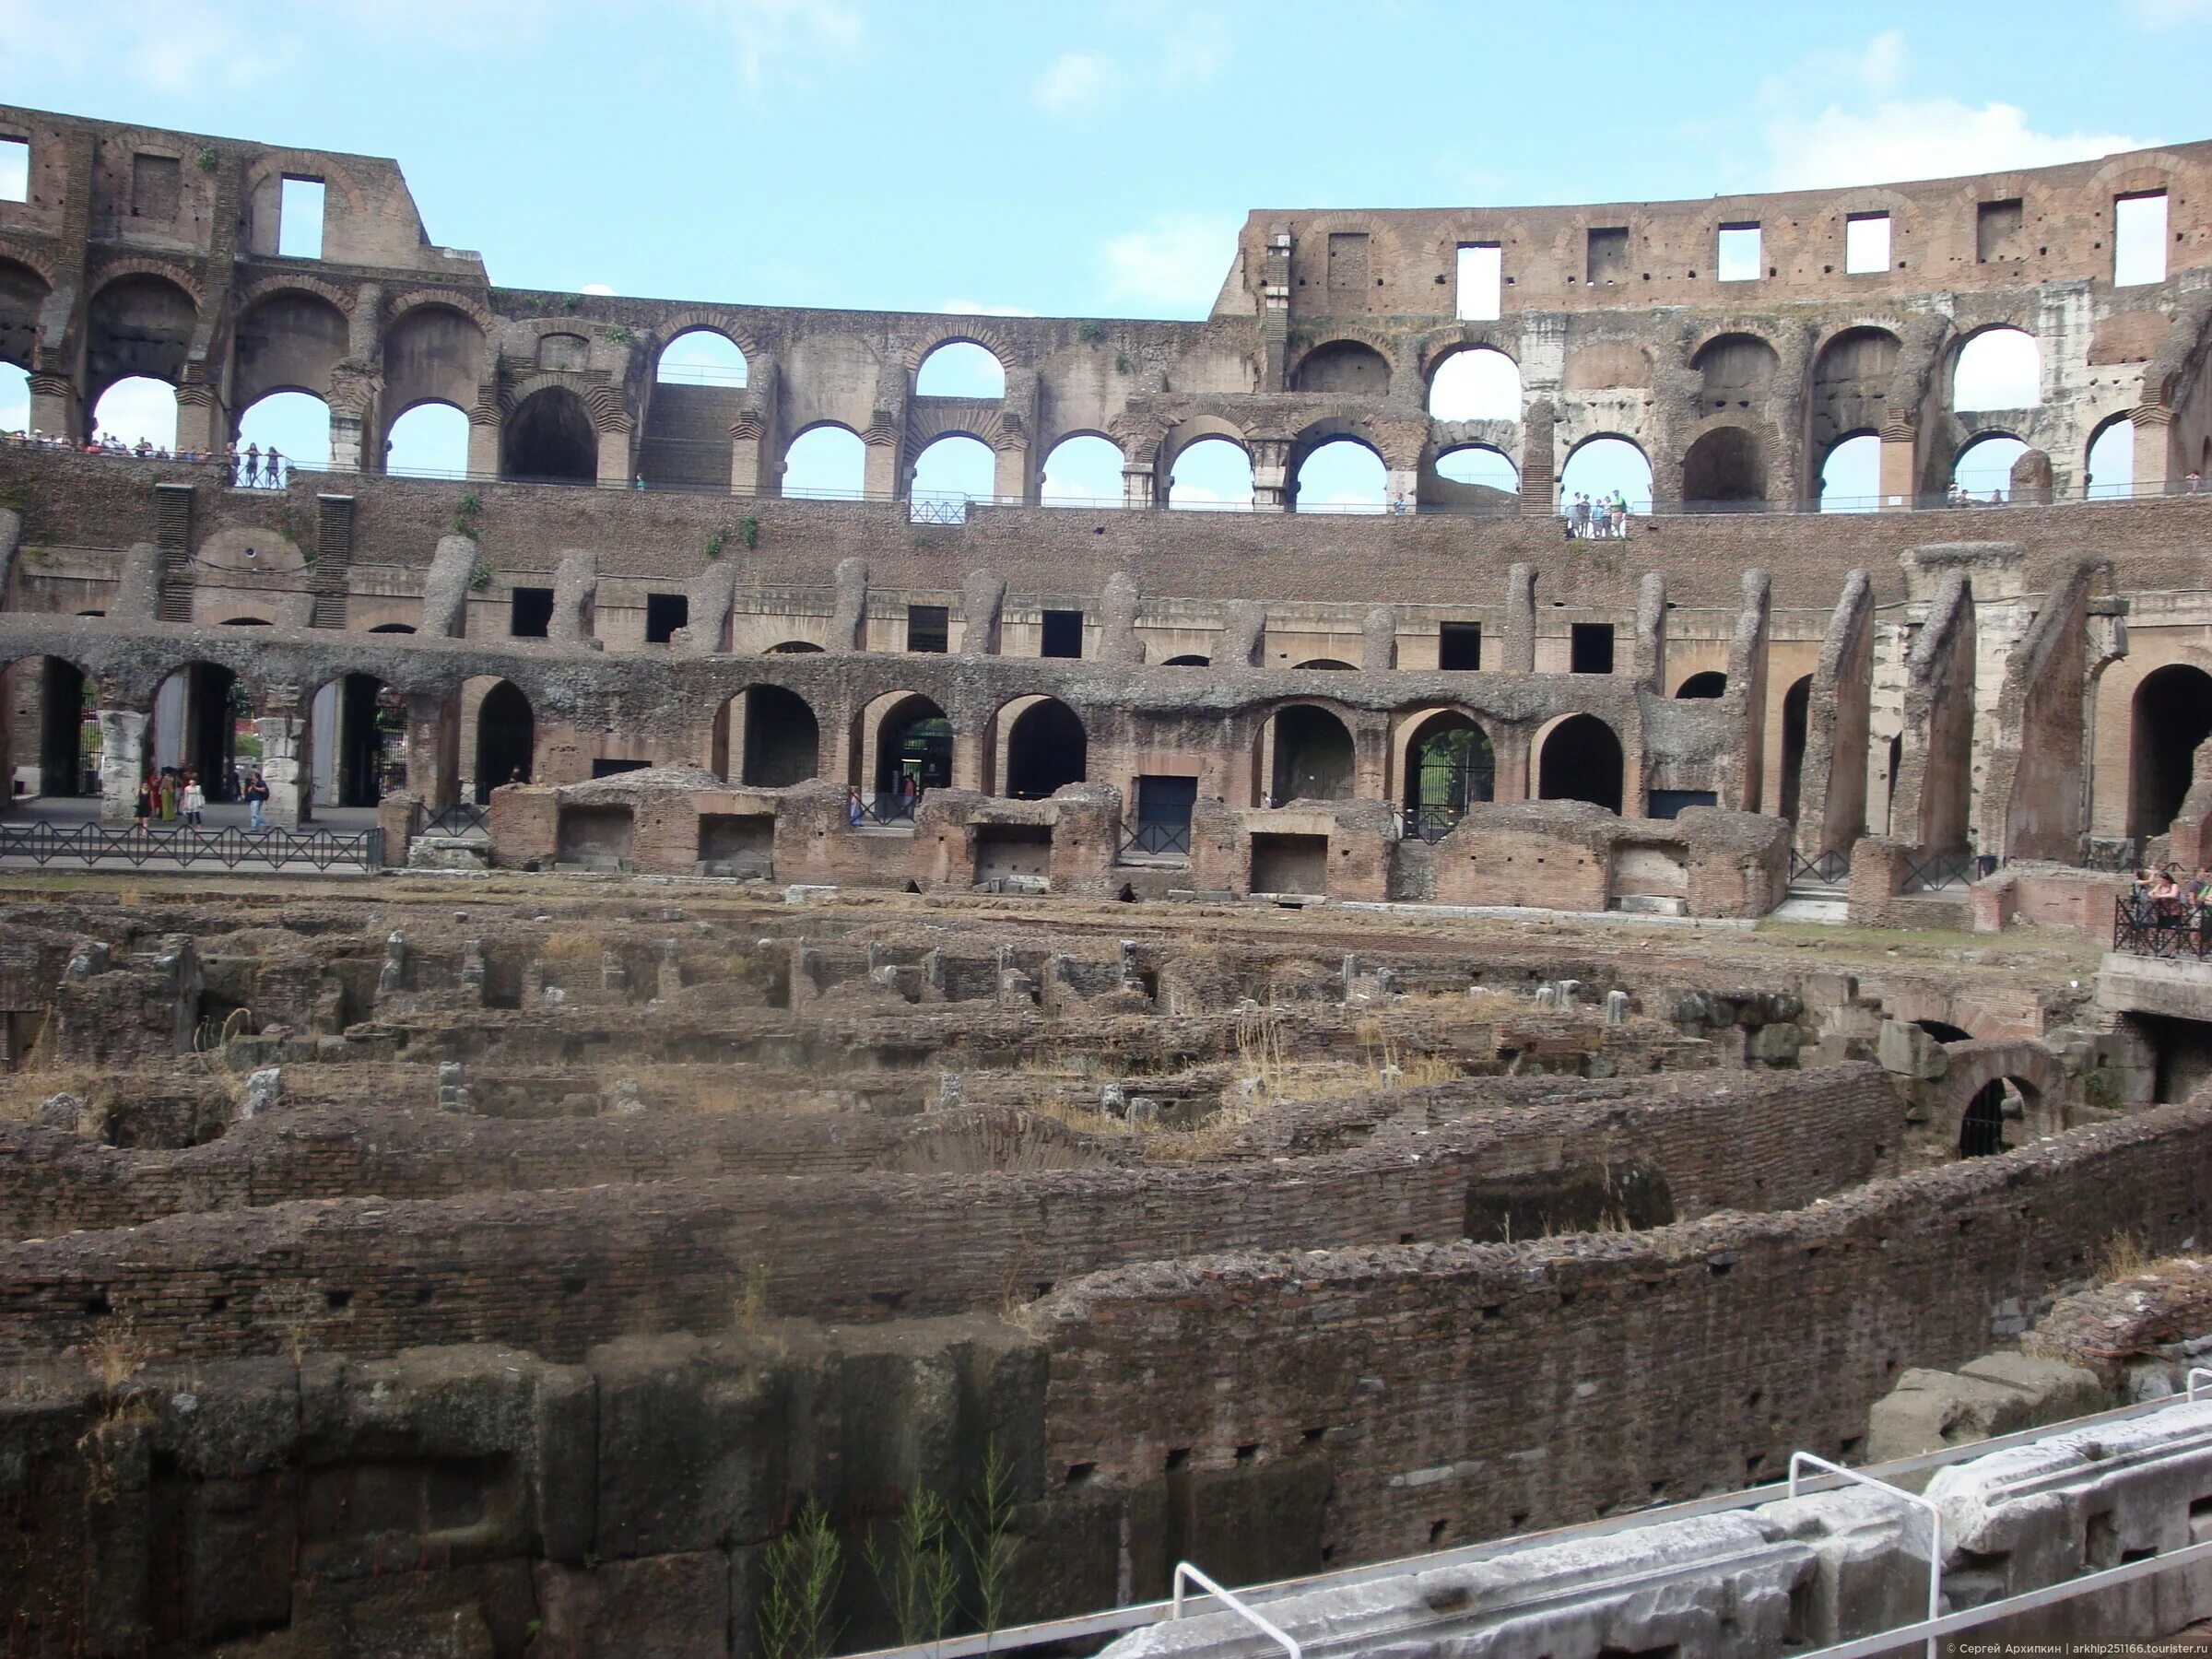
[1102,213,1240,316]
[939,299,1041,317]
[693,0,864,89]
[580,283,617,296]
[1761,31,2149,189]
[1033,50,1117,115]
[2123,0,2212,23]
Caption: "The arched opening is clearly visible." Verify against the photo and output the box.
[764,640,826,654]
[640,330,749,488]
[875,695,953,803]
[385,401,469,477]
[1005,699,1088,799]
[1818,432,1881,512]
[1883,733,1903,835]
[657,329,747,386]
[1674,671,1728,699]
[716,685,819,787]
[90,376,178,452]
[1558,436,1653,515]
[219,618,273,626]
[1680,426,1767,508]
[1536,713,1624,813]
[916,342,1006,399]
[502,386,597,484]
[1810,327,1900,476]
[1952,327,2041,411]
[148,664,243,800]
[1294,659,1357,671]
[1291,437,1385,513]
[1162,654,1210,666]
[474,679,534,803]
[1403,711,1495,834]
[236,390,330,485]
[1433,444,1519,496]
[1428,347,1521,421]
[1041,434,1124,507]
[86,274,194,439]
[911,433,994,512]
[782,423,866,498]
[1913,1018,1972,1042]
[369,624,417,634]
[233,288,346,426]
[1167,436,1253,510]
[1269,705,1355,804]
[2087,416,2136,500]
[1292,340,1391,394]
[1779,676,1812,822]
[1692,333,1778,412]
[2128,664,2212,837]
[311,674,402,807]
[1952,433,2028,500]
[3,656,92,798]
[0,361,29,435]
[1958,1077,2024,1159]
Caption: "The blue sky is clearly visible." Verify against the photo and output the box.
[4,0,2204,500]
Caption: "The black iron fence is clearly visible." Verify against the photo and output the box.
[1902,848,1978,893]
[848,793,916,827]
[1118,818,1192,859]
[1394,804,1465,844]
[0,819,383,873]
[2112,896,2212,959]
[418,800,489,838]
[1790,849,1851,884]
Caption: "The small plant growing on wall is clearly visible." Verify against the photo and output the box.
[604,324,634,346]
[468,559,493,592]
[452,494,483,538]
[739,516,759,550]
[195,147,218,173]
[705,527,728,559]
[1077,321,1106,344]
[1114,353,1132,374]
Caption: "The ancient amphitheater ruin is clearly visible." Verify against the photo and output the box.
[2,101,2212,1658]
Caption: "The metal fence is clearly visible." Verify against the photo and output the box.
[0,819,383,873]
[418,800,489,838]
[1900,848,1977,892]
[1790,849,1851,884]
[848,794,917,828]
[1118,818,1192,859]
[2112,896,2212,959]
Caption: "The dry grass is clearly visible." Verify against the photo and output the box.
[536,929,606,973]
[0,1053,104,1127]
[2093,1230,2204,1285]
[611,1064,843,1116]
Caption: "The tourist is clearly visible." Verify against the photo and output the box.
[242,443,261,487]
[181,771,205,829]
[2186,471,2203,494]
[1571,494,1590,538]
[157,771,177,822]
[846,784,864,827]
[135,772,154,830]
[1612,491,1631,539]
[244,771,271,830]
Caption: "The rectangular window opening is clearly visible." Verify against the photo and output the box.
[643,592,688,645]
[2114,192,2169,286]
[1977,198,2025,264]
[510,587,555,640]
[131,153,180,220]
[906,604,949,654]
[0,137,26,204]
[1570,623,1615,675]
[1716,223,1761,283]
[1439,621,1482,671]
[1041,608,1083,659]
[1844,213,1890,274]
[1456,243,1501,321]
[1585,227,1630,286]
[278,176,325,259]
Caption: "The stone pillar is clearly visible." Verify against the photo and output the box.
[466,395,500,481]
[2132,406,2172,499]
[96,711,144,826]
[404,689,461,812]
[173,380,227,458]
[256,712,310,827]
[730,414,765,495]
[1501,563,1537,673]
[595,422,633,488]
[28,373,77,444]
[1122,459,1156,510]
[1249,438,1288,512]
[864,430,901,500]
[992,440,1029,504]
[1877,417,1917,510]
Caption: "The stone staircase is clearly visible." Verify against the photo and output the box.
[153,483,194,623]
[309,495,354,629]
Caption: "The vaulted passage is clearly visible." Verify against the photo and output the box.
[719,686,818,788]
[2129,664,2212,837]
[1005,700,1087,799]
[474,680,534,802]
[1404,712,1495,833]
[1270,705,1356,804]
[1680,427,1766,508]
[502,387,597,484]
[876,696,953,800]
[1537,715,1624,814]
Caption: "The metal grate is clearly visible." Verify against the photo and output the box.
[0,820,382,874]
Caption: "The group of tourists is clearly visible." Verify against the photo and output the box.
[1563,492,1630,539]
[3,428,288,487]
[133,767,273,830]
[2126,865,2212,926]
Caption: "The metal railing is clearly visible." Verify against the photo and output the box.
[2112,895,2212,959]
[1171,1562,1300,1659]
[1119,818,1193,859]
[418,800,489,838]
[1790,848,1851,884]
[1787,1453,1941,1659]
[0,819,382,873]
[849,793,917,828]
[1901,847,1976,892]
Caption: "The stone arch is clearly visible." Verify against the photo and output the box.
[471,678,534,802]
[233,287,349,410]
[0,255,53,372]
[1951,325,2041,412]
[859,692,954,803]
[384,400,470,477]
[996,696,1088,799]
[655,327,750,385]
[1288,422,1387,513]
[780,331,885,441]
[85,271,197,409]
[0,653,94,797]
[1040,431,1127,507]
[1558,433,1653,512]
[1809,325,1901,458]
[1398,707,1496,830]
[712,684,819,787]
[1290,338,1393,395]
[2128,663,2212,838]
[1778,674,1813,823]
[1940,1040,2061,1157]
[2086,411,2136,500]
[382,303,487,444]
[147,660,251,799]
[1689,331,1779,412]
[306,671,405,808]
[1265,702,1356,805]
[765,640,826,655]
[1680,422,1768,507]
[502,385,598,483]
[913,338,1008,398]
[1427,345,1521,421]
[1535,712,1624,813]
[781,420,867,499]
[1674,670,1727,699]
[1161,418,1255,510]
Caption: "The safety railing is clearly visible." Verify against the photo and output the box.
[1170,1562,1300,1659]
[1901,847,1976,892]
[0,819,382,873]
[1787,1453,1941,1659]
[2112,896,2212,959]
[418,800,490,838]
[1392,804,1465,844]
[848,793,918,828]
[1789,848,1851,884]
[1118,818,1193,860]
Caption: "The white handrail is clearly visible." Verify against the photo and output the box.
[1171,1561,1301,1659]
[2188,1366,2212,1401]
[1788,1453,1942,1659]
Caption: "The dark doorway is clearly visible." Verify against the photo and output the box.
[742,687,819,787]
[1041,610,1083,659]
[475,679,534,802]
[501,387,597,484]
[2129,664,2212,837]
[1570,624,1615,675]
[1404,712,1495,834]
[1005,700,1087,799]
[334,674,396,807]
[1779,676,1812,823]
[1537,714,1624,813]
[511,587,555,639]
[1270,705,1356,803]
[1959,1079,2008,1158]
[1675,671,1727,699]
[38,659,87,796]
[877,696,953,799]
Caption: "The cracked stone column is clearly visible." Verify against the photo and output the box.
[256,709,310,827]
[96,711,144,826]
